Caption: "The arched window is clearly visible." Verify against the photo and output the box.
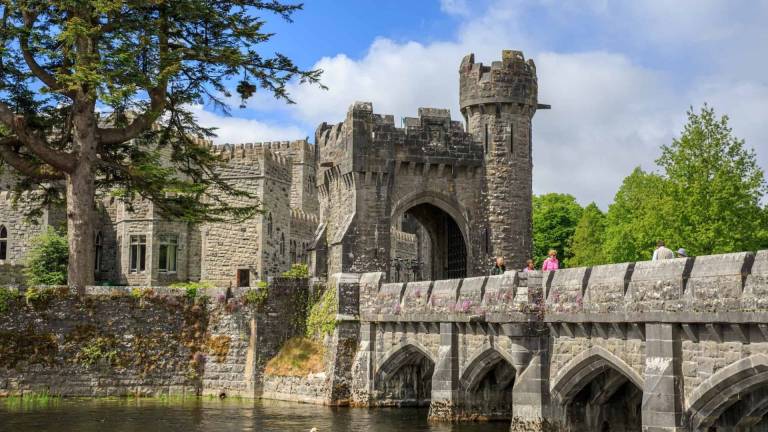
[280,233,285,255]
[290,240,296,263]
[267,213,273,237]
[0,225,7,260]
[94,231,103,272]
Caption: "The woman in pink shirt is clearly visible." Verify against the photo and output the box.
[542,249,559,271]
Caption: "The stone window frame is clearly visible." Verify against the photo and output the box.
[94,231,103,272]
[280,232,285,255]
[158,234,178,274]
[0,225,7,260]
[267,213,273,237]
[129,234,147,273]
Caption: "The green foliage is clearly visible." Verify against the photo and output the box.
[243,286,269,308]
[24,286,53,308]
[569,203,608,267]
[0,288,18,313]
[656,105,768,255]
[77,337,118,367]
[169,281,213,301]
[603,168,673,263]
[24,228,68,286]
[282,263,309,279]
[306,288,337,339]
[532,193,583,266]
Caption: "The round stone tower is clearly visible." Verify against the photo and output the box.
[459,50,542,269]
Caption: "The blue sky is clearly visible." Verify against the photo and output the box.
[195,0,768,208]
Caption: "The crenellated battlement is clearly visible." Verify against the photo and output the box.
[290,208,319,225]
[390,227,417,244]
[459,49,538,110]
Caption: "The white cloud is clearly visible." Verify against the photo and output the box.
[213,0,768,207]
[440,0,471,16]
[189,105,306,144]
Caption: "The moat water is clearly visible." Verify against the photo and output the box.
[0,398,511,432]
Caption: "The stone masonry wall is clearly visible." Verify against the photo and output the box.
[0,279,308,398]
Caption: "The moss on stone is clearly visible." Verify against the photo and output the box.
[264,337,325,377]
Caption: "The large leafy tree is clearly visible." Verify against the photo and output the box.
[569,202,607,267]
[656,105,767,255]
[602,168,673,263]
[0,1,322,291]
[532,193,583,267]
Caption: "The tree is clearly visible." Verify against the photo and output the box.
[603,167,673,263]
[532,193,583,267]
[569,202,607,267]
[656,105,767,255]
[0,1,323,291]
[25,227,68,285]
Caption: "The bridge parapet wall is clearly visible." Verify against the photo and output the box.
[359,250,767,324]
[359,270,542,322]
[546,250,765,323]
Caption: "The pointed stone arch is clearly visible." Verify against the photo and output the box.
[550,346,644,405]
[374,341,436,406]
[376,341,436,381]
[687,354,768,430]
[459,347,517,392]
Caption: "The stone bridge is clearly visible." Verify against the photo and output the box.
[326,250,768,431]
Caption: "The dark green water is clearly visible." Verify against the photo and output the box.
[0,398,510,432]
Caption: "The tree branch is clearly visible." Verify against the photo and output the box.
[97,86,166,146]
[0,136,64,181]
[19,11,67,94]
[0,102,76,172]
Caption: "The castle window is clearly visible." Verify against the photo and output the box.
[129,235,147,273]
[280,233,286,255]
[484,124,489,153]
[94,231,103,272]
[158,235,178,273]
[509,123,514,155]
[290,240,296,263]
[267,213,273,237]
[0,225,7,260]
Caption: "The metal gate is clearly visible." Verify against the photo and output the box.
[445,214,466,279]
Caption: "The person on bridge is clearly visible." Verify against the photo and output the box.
[542,249,559,271]
[491,257,506,275]
[523,259,536,272]
[652,240,675,261]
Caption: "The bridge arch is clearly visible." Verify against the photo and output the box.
[458,347,517,420]
[551,346,644,432]
[375,341,436,406]
[391,191,473,280]
[687,354,768,430]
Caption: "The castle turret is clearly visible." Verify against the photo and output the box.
[460,50,547,269]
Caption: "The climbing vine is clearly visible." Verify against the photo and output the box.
[306,287,337,338]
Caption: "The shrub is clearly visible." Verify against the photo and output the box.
[243,283,268,308]
[281,263,309,279]
[306,287,337,339]
[169,281,213,301]
[77,337,118,367]
[24,227,68,286]
[24,286,53,308]
[0,287,18,313]
[264,337,325,377]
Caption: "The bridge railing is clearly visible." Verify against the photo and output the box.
[357,250,768,324]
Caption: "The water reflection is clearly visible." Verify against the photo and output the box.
[0,398,511,432]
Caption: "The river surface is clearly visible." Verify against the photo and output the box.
[0,398,511,432]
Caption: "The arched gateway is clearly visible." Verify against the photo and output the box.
[310,50,545,281]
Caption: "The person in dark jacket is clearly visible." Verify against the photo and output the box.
[491,256,506,275]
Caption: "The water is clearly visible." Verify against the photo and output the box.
[0,398,511,432]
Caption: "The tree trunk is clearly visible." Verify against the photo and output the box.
[66,161,95,294]
[67,103,98,294]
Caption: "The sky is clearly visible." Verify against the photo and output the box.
[195,0,768,209]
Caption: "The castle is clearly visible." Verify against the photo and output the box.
[0,50,545,287]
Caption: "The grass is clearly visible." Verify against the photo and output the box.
[264,337,325,377]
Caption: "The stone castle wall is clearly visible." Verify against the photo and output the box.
[0,279,308,398]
